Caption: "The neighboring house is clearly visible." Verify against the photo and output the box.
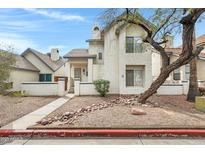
[153,34,205,84]
[8,54,40,91]
[8,48,67,91]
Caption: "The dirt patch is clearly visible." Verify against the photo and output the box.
[31,95,205,129]
[0,95,58,127]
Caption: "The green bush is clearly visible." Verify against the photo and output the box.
[93,79,110,97]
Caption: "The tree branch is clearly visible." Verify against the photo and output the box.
[152,9,177,39]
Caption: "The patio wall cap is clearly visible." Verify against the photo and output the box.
[22,82,58,84]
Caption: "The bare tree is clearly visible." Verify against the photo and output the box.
[99,8,205,103]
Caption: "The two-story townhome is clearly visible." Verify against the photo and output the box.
[63,15,160,95]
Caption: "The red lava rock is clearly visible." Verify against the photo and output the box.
[41,119,49,125]
[131,108,146,115]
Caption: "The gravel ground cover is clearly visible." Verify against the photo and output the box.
[31,95,205,129]
[0,95,57,128]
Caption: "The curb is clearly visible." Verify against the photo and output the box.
[1,129,205,138]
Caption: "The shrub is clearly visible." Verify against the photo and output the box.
[9,91,28,97]
[93,79,110,97]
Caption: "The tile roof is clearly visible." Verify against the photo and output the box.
[165,48,205,59]
[196,34,205,46]
[178,34,205,48]
[22,48,65,72]
[167,34,205,60]
[0,49,39,72]
[64,48,96,58]
[12,54,40,72]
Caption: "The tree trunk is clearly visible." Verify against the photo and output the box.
[187,57,200,102]
[137,68,171,104]
[187,29,201,102]
[137,9,205,104]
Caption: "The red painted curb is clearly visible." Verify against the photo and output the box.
[1,129,205,137]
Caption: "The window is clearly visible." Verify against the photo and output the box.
[98,52,102,60]
[39,74,52,82]
[126,66,144,87]
[185,64,190,80]
[126,37,143,53]
[173,68,181,80]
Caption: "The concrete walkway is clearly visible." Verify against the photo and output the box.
[1,93,75,130]
[2,137,205,145]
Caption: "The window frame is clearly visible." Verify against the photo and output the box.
[126,36,143,53]
[39,74,52,82]
[126,66,145,87]
[98,52,102,60]
[185,64,190,80]
[173,68,181,81]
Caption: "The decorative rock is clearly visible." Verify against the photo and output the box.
[131,108,146,115]
[41,119,49,125]
[153,102,160,107]
[63,112,70,116]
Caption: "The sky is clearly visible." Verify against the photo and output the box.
[0,8,205,56]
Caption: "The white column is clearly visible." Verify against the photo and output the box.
[74,81,80,96]
[88,58,93,82]
[58,78,65,96]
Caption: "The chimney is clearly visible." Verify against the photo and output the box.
[92,24,101,39]
[50,48,60,61]
[165,35,174,48]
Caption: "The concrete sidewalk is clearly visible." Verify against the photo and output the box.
[3,137,205,145]
[1,94,75,130]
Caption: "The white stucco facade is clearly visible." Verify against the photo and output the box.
[70,23,156,95]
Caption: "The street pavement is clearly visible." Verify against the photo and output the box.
[1,137,205,145]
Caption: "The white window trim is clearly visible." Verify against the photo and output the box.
[126,36,143,53]
[126,66,145,87]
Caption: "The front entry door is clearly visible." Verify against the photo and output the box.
[74,68,81,81]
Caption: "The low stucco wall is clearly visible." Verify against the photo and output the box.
[74,81,98,96]
[157,83,187,95]
[21,80,65,96]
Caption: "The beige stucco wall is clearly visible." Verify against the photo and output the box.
[102,23,153,94]
[197,59,205,80]
[88,42,104,64]
[151,51,161,80]
[103,24,120,94]
[9,69,39,91]
[93,64,104,81]
[21,82,59,96]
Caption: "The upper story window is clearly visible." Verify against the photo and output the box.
[98,52,102,60]
[126,37,143,53]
